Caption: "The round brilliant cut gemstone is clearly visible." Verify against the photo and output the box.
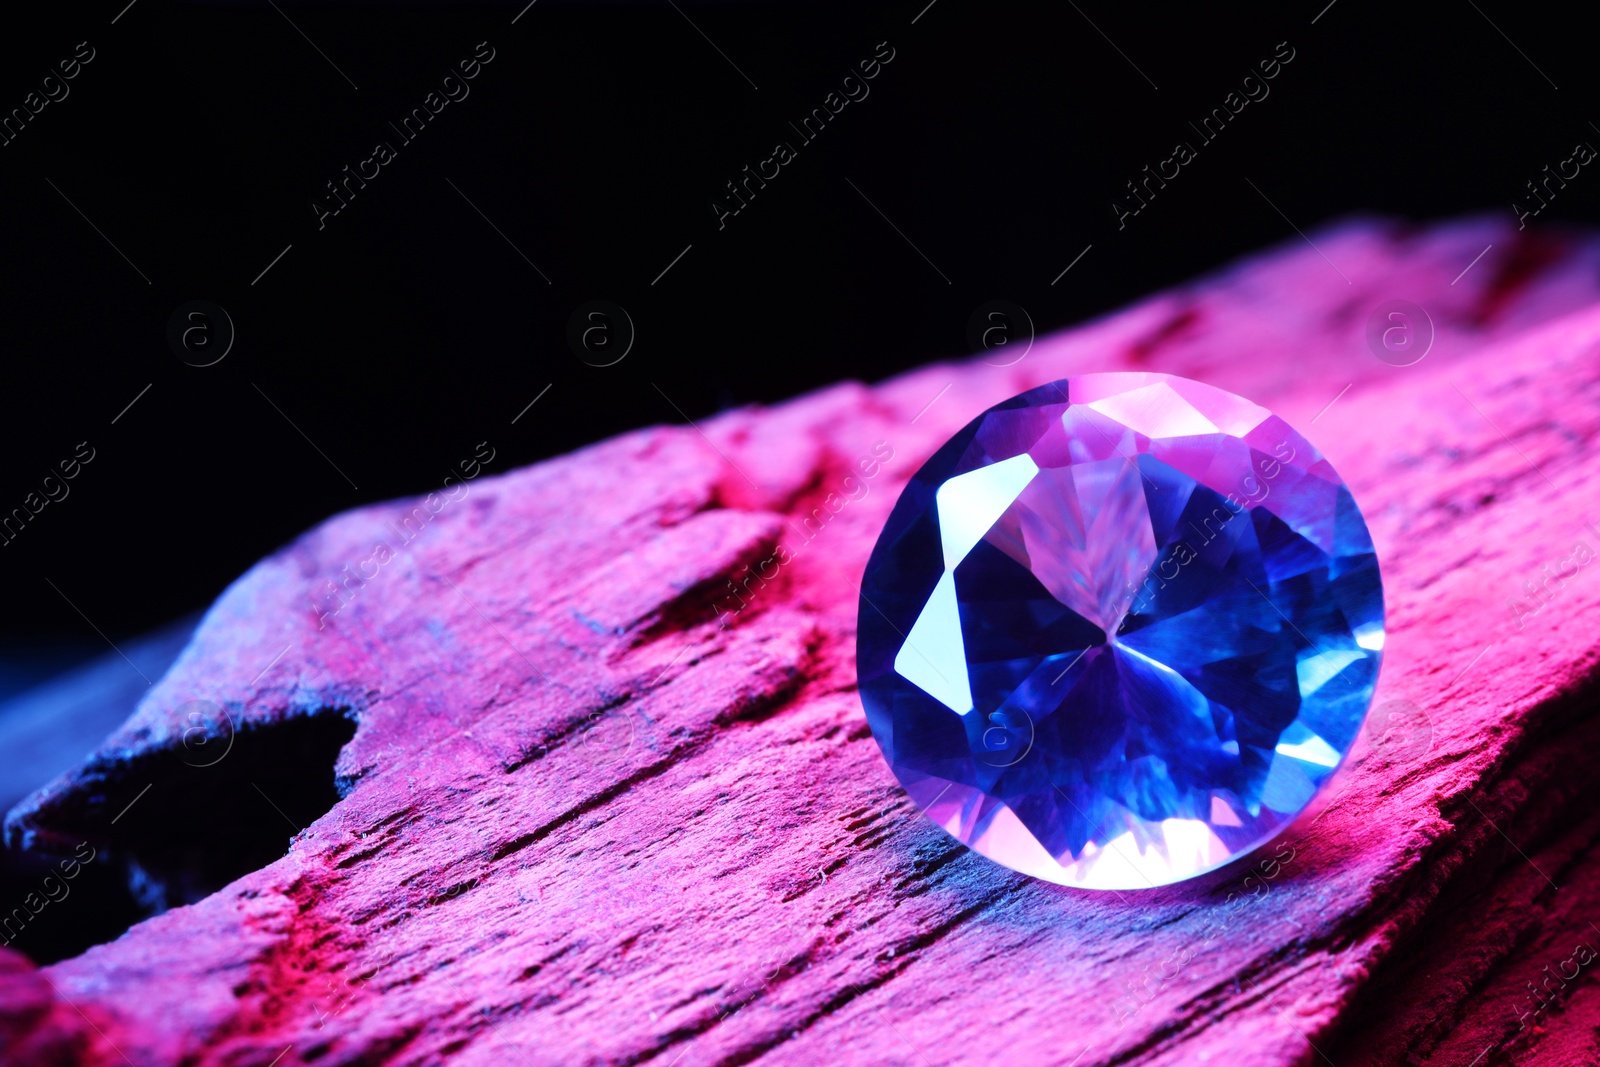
[857,373,1384,889]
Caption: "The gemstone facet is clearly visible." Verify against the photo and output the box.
[857,374,1384,889]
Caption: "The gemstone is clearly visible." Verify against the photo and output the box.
[857,374,1384,889]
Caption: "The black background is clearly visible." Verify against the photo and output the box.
[2,0,1596,676]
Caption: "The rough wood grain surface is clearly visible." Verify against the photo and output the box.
[5,215,1600,1067]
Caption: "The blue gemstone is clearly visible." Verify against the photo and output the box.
[857,374,1384,888]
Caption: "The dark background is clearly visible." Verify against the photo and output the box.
[1,0,1595,681]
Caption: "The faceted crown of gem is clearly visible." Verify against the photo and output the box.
[857,373,1384,889]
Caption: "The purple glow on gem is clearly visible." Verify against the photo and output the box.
[857,373,1385,889]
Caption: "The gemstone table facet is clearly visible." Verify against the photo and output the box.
[857,373,1385,889]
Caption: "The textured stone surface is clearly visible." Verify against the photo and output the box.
[3,215,1600,1066]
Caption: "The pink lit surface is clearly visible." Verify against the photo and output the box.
[5,216,1600,1065]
